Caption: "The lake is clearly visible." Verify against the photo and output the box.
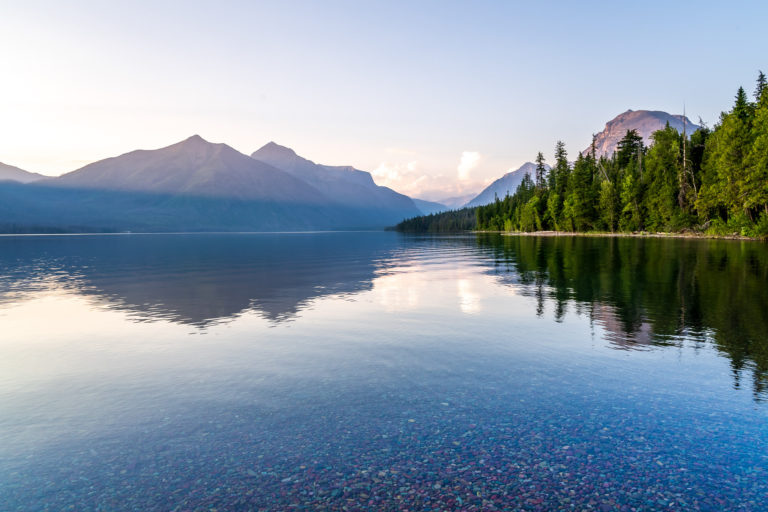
[1,232,767,510]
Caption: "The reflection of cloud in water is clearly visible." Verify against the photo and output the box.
[457,279,481,314]
[375,272,419,312]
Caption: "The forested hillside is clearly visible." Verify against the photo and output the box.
[392,207,477,232]
[396,72,768,238]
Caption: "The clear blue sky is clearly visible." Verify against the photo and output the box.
[1,0,765,200]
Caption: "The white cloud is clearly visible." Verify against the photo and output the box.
[457,151,481,181]
[373,161,424,191]
[370,151,488,201]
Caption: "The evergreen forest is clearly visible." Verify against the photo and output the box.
[396,72,768,238]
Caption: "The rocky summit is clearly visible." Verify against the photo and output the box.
[584,110,700,158]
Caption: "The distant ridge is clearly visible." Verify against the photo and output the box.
[584,110,700,158]
[465,162,550,208]
[252,141,421,224]
[412,198,448,215]
[0,162,45,183]
[50,135,323,203]
[437,194,477,210]
[0,135,424,232]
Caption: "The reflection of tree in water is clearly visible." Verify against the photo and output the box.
[476,234,768,401]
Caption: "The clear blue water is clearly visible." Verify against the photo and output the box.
[1,232,767,511]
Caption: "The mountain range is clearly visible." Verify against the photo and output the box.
[0,136,427,232]
[0,108,699,230]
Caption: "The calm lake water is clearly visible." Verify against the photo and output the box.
[1,232,767,511]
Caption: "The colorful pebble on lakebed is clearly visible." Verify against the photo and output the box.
[4,393,766,511]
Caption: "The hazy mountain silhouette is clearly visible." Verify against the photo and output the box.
[51,135,324,203]
[0,162,45,183]
[412,198,448,215]
[0,136,422,232]
[252,142,421,225]
[438,193,477,209]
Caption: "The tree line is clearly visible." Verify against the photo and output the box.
[397,72,768,238]
[391,207,477,233]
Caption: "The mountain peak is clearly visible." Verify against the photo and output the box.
[253,141,300,161]
[505,162,536,176]
[179,134,210,146]
[585,110,700,158]
[161,134,229,157]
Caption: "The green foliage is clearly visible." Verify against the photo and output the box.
[599,180,618,231]
[644,124,682,230]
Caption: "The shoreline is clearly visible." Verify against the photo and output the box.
[474,230,766,241]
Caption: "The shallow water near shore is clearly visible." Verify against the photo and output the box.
[1,232,767,510]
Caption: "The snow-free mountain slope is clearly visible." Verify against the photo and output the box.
[412,198,448,215]
[438,194,478,210]
[251,141,421,221]
[465,162,549,207]
[0,162,45,183]
[51,135,325,203]
[0,136,424,232]
[584,110,700,158]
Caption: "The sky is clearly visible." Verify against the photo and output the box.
[1,0,766,201]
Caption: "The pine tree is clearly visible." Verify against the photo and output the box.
[755,71,767,102]
[615,130,644,169]
[545,141,570,229]
[734,86,751,121]
[644,124,681,229]
[535,152,547,189]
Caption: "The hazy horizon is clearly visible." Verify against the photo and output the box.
[2,1,766,200]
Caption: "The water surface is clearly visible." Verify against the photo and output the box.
[1,232,767,510]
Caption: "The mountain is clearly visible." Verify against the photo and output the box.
[438,194,478,210]
[465,162,549,207]
[50,135,323,203]
[412,198,448,215]
[251,141,421,225]
[0,162,45,183]
[0,136,351,232]
[0,136,423,233]
[584,110,700,158]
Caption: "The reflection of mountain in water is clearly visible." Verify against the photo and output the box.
[475,233,768,400]
[4,232,768,399]
[0,233,403,326]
